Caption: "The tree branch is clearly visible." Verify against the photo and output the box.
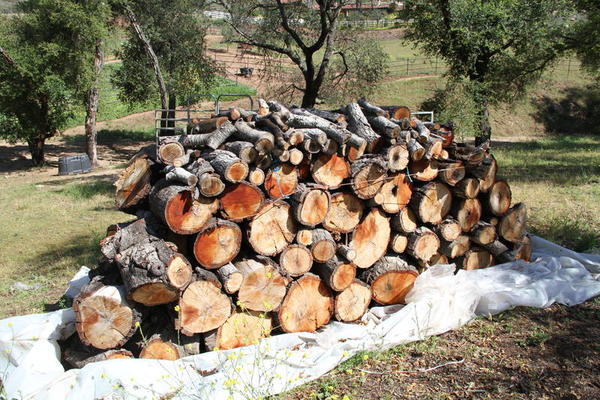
[274,0,308,52]
[330,50,349,84]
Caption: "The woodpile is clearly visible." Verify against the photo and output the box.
[62,97,531,366]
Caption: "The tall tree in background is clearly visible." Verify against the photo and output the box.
[404,0,574,141]
[112,0,216,114]
[570,1,600,78]
[218,0,388,107]
[0,0,110,165]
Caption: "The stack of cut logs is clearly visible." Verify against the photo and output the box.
[61,97,531,368]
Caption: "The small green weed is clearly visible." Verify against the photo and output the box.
[518,327,551,347]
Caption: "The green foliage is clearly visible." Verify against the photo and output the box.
[571,1,600,78]
[111,0,217,106]
[404,0,575,137]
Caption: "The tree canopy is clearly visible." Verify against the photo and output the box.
[404,0,574,140]
[570,0,600,78]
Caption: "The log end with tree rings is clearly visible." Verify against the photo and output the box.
[311,153,351,188]
[452,198,482,232]
[485,180,512,216]
[499,202,527,243]
[166,253,194,290]
[158,141,185,165]
[469,221,497,246]
[439,235,471,258]
[198,173,226,198]
[407,227,440,262]
[193,219,242,269]
[453,177,480,199]
[248,201,297,256]
[279,244,313,277]
[236,259,288,312]
[349,208,391,269]
[216,263,243,294]
[219,182,265,222]
[264,163,298,198]
[437,161,465,186]
[375,173,412,214]
[361,256,418,305]
[476,155,498,193]
[391,207,418,233]
[385,143,409,172]
[114,156,152,210]
[323,192,364,233]
[393,106,411,120]
[314,257,357,292]
[210,312,272,351]
[456,247,493,270]
[291,185,331,227]
[334,280,372,322]
[435,218,462,242]
[248,168,265,186]
[410,182,453,225]
[129,283,179,307]
[389,234,408,254]
[310,229,336,263]
[277,274,334,333]
[139,337,180,360]
[351,157,387,200]
[73,280,138,350]
[179,280,232,334]
[411,158,439,182]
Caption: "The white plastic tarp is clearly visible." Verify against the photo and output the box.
[1,235,600,400]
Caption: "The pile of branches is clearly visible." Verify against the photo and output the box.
[60,98,530,368]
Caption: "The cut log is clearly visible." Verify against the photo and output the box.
[248,201,297,256]
[175,121,237,150]
[456,247,493,270]
[343,103,382,152]
[349,208,391,269]
[73,277,140,350]
[304,108,346,124]
[115,155,153,211]
[204,311,272,351]
[513,234,532,262]
[372,172,412,214]
[334,280,372,322]
[482,240,510,258]
[288,148,304,166]
[248,168,265,186]
[139,334,190,360]
[286,113,352,146]
[179,276,232,335]
[255,153,273,169]
[433,218,462,241]
[407,139,426,161]
[383,143,409,172]
[150,180,218,235]
[216,263,243,294]
[453,177,480,199]
[322,139,339,156]
[264,163,298,198]
[158,141,185,165]
[483,180,512,217]
[164,166,198,186]
[411,158,439,182]
[63,345,134,369]
[423,137,444,160]
[187,116,229,135]
[282,129,304,146]
[279,244,313,277]
[471,154,497,193]
[219,181,265,222]
[277,274,334,333]
[389,233,408,254]
[388,105,411,120]
[499,203,527,243]
[428,253,449,266]
[391,207,418,233]
[202,150,249,183]
[222,141,258,164]
[290,183,331,227]
[236,258,288,312]
[296,229,313,246]
[337,245,357,262]
[367,116,400,139]
[310,228,336,263]
[311,153,351,189]
[439,235,471,258]
[409,182,452,225]
[188,158,225,198]
[314,256,356,291]
[193,218,242,269]
[233,120,275,152]
[436,160,465,186]
[344,133,368,160]
[358,97,390,118]
[452,198,482,232]
[361,256,418,305]
[255,117,287,149]
[407,227,440,262]
[469,221,497,246]
[351,155,388,200]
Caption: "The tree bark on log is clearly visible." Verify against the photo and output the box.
[469,221,497,246]
[452,198,482,232]
[436,161,465,186]
[483,180,512,217]
[164,166,198,186]
[456,247,493,270]
[439,235,471,258]
[433,218,462,241]
[314,256,356,292]
[222,141,258,164]
[407,227,440,262]
[453,177,480,199]
[358,97,390,118]
[361,256,418,305]
[114,155,153,211]
[391,207,418,233]
[499,203,527,243]
[233,120,275,152]
[343,103,382,152]
[349,208,391,269]
[277,273,334,333]
[187,158,225,198]
[290,183,331,227]
[201,150,249,183]
[367,116,400,139]
[216,262,243,294]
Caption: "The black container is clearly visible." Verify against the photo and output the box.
[58,154,92,175]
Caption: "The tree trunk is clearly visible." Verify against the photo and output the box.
[28,136,46,166]
[85,41,104,166]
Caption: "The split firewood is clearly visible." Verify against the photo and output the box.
[361,256,418,305]
[349,208,391,269]
[115,154,153,211]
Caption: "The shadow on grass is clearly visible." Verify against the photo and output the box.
[62,128,155,145]
[530,216,599,252]
[531,84,600,136]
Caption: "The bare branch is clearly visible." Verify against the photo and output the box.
[274,0,308,52]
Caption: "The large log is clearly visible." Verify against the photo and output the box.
[290,183,331,227]
[286,112,353,147]
[150,180,218,235]
[279,244,313,277]
[204,311,272,351]
[235,258,289,312]
[455,247,493,270]
[311,153,351,189]
[334,280,372,322]
[349,208,391,269]
[383,143,409,172]
[201,150,249,183]
[407,227,440,262]
[193,218,242,269]
[358,97,390,118]
[158,141,185,165]
[233,120,274,152]
[222,141,258,164]
[410,182,453,225]
[372,172,412,214]
[351,155,388,200]
[343,103,382,152]
[498,202,527,243]
[314,256,356,292]
[483,180,512,217]
[277,274,334,333]
[391,207,418,233]
[452,198,482,232]
[264,163,298,198]
[219,181,265,222]
[247,201,297,256]
[436,160,465,186]
[322,192,364,233]
[310,228,337,263]
[114,155,153,211]
[411,159,439,182]
[453,177,480,199]
[73,276,141,350]
[361,256,418,305]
